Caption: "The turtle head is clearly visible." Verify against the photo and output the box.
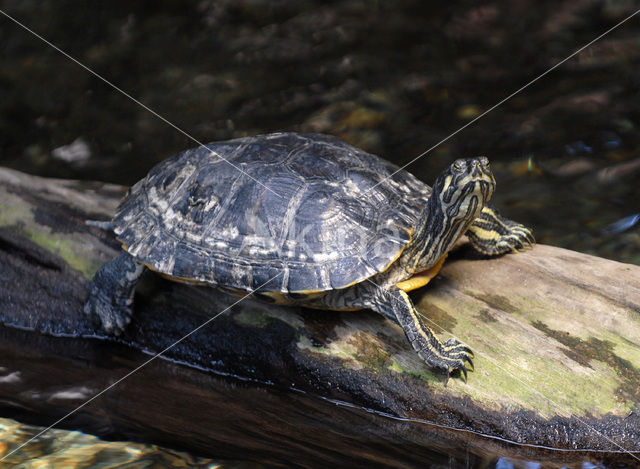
[432,157,495,212]
[409,157,495,272]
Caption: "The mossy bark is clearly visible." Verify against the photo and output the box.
[1,166,639,465]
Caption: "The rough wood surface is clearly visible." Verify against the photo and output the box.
[1,166,639,466]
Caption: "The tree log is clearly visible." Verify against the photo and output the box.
[1,166,639,466]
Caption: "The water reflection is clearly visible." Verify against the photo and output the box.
[0,417,221,468]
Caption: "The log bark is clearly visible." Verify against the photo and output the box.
[1,166,639,466]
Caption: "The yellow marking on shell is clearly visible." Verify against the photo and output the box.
[261,291,321,305]
[293,288,329,295]
[143,262,213,285]
[158,272,210,285]
[396,253,448,293]
[135,250,331,297]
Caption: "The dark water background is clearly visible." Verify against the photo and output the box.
[1,0,639,467]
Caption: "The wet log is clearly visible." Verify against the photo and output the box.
[1,166,639,466]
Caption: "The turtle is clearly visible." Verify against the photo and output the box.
[85,132,534,380]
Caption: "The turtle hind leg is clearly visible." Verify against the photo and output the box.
[466,205,534,256]
[84,252,145,335]
[367,284,473,382]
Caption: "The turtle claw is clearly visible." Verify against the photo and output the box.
[499,226,534,254]
[512,225,535,248]
[465,356,474,371]
[434,338,474,383]
[444,362,470,385]
[460,364,468,383]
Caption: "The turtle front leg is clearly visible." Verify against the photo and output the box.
[365,283,473,381]
[466,205,534,255]
[84,252,145,335]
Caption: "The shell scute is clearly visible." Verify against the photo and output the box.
[286,145,344,181]
[114,133,430,293]
[171,242,211,281]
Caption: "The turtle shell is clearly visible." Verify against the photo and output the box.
[114,133,431,293]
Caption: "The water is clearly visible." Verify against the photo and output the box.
[1,0,639,466]
[0,417,223,468]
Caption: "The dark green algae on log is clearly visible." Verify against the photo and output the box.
[0,166,639,466]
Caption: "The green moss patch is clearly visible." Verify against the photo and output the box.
[386,356,442,384]
[532,320,640,405]
[1,188,102,279]
[297,334,361,368]
[234,308,273,328]
[351,332,392,369]
[26,228,102,279]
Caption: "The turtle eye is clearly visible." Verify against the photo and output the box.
[478,156,489,168]
[453,162,462,172]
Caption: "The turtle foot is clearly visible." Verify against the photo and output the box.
[483,222,534,255]
[83,252,144,335]
[438,338,474,382]
[84,287,132,335]
[84,276,133,336]
[415,336,474,383]
[467,206,535,256]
